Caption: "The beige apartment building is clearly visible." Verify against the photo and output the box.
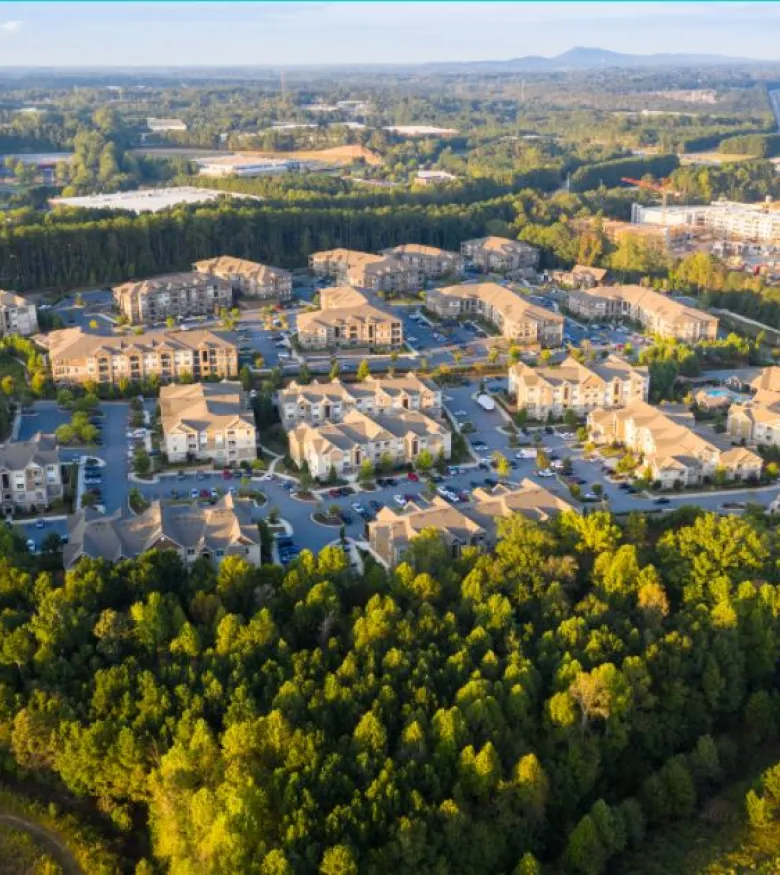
[193,256,293,301]
[308,248,421,293]
[727,367,780,446]
[382,244,465,279]
[160,382,257,466]
[64,494,261,569]
[368,480,575,567]
[509,355,649,419]
[0,290,38,337]
[566,284,718,341]
[588,399,762,488]
[0,433,62,515]
[425,281,564,346]
[278,374,442,429]
[460,236,540,273]
[296,286,403,350]
[551,264,608,289]
[46,327,239,387]
[288,409,451,480]
[113,271,234,325]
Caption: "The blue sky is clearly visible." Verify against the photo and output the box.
[0,2,778,67]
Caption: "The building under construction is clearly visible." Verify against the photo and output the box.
[632,198,780,245]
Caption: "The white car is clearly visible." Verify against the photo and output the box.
[351,501,365,513]
[550,460,564,470]
[516,449,536,460]
[393,494,408,508]
[535,469,555,478]
[407,335,418,343]
[584,492,600,501]
[260,473,273,481]
[26,538,36,553]
[453,410,468,418]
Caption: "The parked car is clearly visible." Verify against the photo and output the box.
[26,538,36,553]
[535,469,554,478]
[369,500,383,512]
[190,489,200,499]
[654,496,671,505]
[35,518,45,529]
[328,488,341,498]
[222,469,232,480]
[340,512,354,525]
[394,494,408,508]
[407,471,419,482]
[351,502,366,514]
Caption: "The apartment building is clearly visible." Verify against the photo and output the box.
[296,286,403,350]
[509,355,649,419]
[0,433,62,514]
[46,327,239,387]
[370,498,485,566]
[588,399,762,488]
[113,271,234,325]
[64,494,261,570]
[278,374,442,429]
[308,248,421,293]
[550,264,608,289]
[382,244,465,279]
[368,480,575,567]
[726,367,780,446]
[632,199,780,245]
[0,290,38,337]
[566,284,718,341]
[425,282,564,346]
[194,256,293,301]
[288,409,451,479]
[160,382,257,466]
[460,236,540,273]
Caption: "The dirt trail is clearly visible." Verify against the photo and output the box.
[0,812,83,875]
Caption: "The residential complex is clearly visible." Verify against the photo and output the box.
[296,286,403,350]
[63,494,261,569]
[160,382,257,466]
[565,284,718,341]
[0,433,62,515]
[288,409,450,479]
[46,327,239,387]
[278,374,442,429]
[381,244,464,279]
[727,367,780,446]
[369,480,575,566]
[550,264,608,289]
[631,199,780,244]
[308,248,421,293]
[0,290,38,337]
[509,355,649,419]
[426,282,564,345]
[588,399,762,488]
[113,271,234,325]
[460,236,540,273]
[194,256,292,301]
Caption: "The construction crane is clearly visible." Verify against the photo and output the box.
[621,176,681,225]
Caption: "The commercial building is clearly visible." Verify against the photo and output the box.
[415,170,459,186]
[288,409,450,480]
[588,399,762,488]
[425,281,563,346]
[278,374,442,429]
[0,433,62,515]
[296,286,403,350]
[193,256,293,302]
[46,327,239,387]
[631,199,780,244]
[383,126,459,137]
[0,290,38,337]
[460,237,540,273]
[113,271,234,325]
[160,382,257,466]
[551,264,608,289]
[64,494,261,570]
[308,249,421,294]
[196,154,299,177]
[565,284,718,341]
[509,355,649,419]
[382,244,464,279]
[147,118,187,132]
[368,480,575,567]
[49,187,255,215]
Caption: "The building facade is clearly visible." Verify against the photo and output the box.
[0,433,62,514]
[509,355,649,419]
[566,284,718,341]
[278,374,442,429]
[47,327,239,387]
[113,272,234,325]
[460,237,540,273]
[425,281,563,345]
[296,286,403,350]
[382,244,465,279]
[160,382,257,466]
[194,256,293,301]
[0,290,38,337]
[64,494,261,569]
[550,264,608,289]
[288,409,451,479]
[308,249,421,293]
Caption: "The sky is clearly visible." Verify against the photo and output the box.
[0,2,779,67]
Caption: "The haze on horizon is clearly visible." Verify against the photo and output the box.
[0,1,779,68]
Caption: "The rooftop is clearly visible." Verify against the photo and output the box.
[50,187,260,215]
[45,325,237,361]
[160,382,253,436]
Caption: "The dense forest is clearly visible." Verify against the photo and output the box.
[1,507,780,873]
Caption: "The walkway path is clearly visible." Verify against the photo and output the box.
[0,811,83,875]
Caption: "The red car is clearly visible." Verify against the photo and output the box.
[222,469,232,480]
[199,488,211,498]
[328,488,341,498]
[407,471,419,481]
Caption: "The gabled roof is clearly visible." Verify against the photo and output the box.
[113,271,231,298]
[431,282,563,326]
[0,289,31,309]
[160,381,254,435]
[194,256,291,284]
[46,326,238,361]
[470,479,575,524]
[463,236,538,255]
[0,432,59,472]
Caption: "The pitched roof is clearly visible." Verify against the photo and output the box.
[113,271,231,298]
[464,236,538,254]
[383,243,460,259]
[0,290,31,308]
[297,289,398,333]
[279,373,438,409]
[372,497,484,550]
[431,282,563,326]
[470,479,575,524]
[512,354,646,391]
[576,284,717,327]
[751,366,780,394]
[193,256,290,283]
[0,433,58,471]
[45,326,238,361]
[160,381,254,435]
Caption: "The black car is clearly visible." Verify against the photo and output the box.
[340,512,354,525]
[370,500,383,511]
[478,462,489,472]
[654,496,671,505]
[470,480,481,489]
[484,477,498,487]
[338,487,352,497]
[544,426,554,434]
[430,474,444,483]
